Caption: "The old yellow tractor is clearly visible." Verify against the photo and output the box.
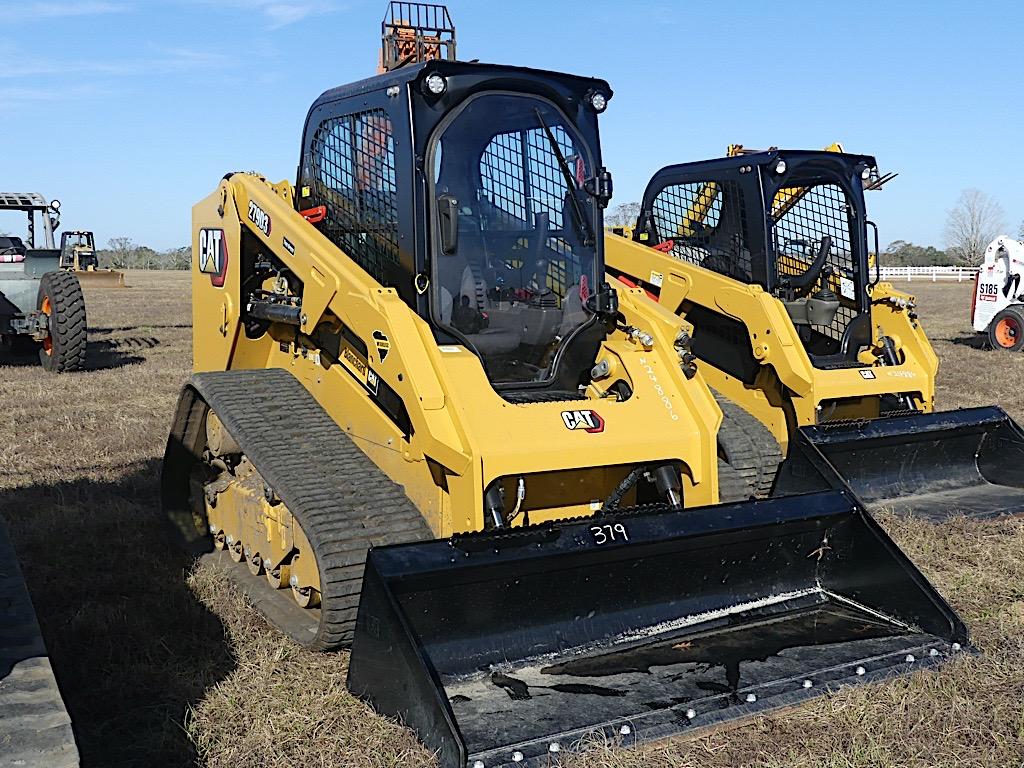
[59,231,125,288]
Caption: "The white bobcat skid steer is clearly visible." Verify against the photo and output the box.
[973,235,1024,351]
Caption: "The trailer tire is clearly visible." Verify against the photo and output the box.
[36,271,87,372]
[988,306,1024,352]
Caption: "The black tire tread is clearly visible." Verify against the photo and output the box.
[714,391,784,498]
[0,519,79,767]
[717,458,753,502]
[987,304,1024,351]
[36,271,87,373]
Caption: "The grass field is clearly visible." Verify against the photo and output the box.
[2,272,1023,767]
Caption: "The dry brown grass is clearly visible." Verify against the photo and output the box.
[2,275,1023,767]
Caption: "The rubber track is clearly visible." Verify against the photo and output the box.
[0,519,79,767]
[714,391,784,498]
[716,457,753,502]
[38,271,87,373]
[177,368,431,650]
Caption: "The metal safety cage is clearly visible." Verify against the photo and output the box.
[635,150,877,356]
[306,108,401,286]
[0,192,51,210]
[767,174,864,345]
[348,490,970,767]
[646,177,755,284]
[635,158,772,289]
[380,2,456,72]
[299,60,611,316]
[478,119,589,299]
[0,191,60,250]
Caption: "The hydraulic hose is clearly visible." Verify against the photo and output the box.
[604,466,648,510]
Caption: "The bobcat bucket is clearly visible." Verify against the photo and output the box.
[780,406,1024,521]
[348,491,969,767]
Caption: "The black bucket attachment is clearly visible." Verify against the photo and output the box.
[779,406,1024,521]
[348,491,969,767]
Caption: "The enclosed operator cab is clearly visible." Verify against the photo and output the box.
[60,231,99,271]
[295,60,616,401]
[634,150,882,368]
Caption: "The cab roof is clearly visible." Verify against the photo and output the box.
[653,148,879,177]
[308,60,612,110]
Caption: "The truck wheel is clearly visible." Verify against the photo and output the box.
[36,271,87,372]
[988,306,1024,352]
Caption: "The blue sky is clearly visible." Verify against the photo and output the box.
[1,0,1021,250]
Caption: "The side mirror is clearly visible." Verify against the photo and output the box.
[437,194,459,255]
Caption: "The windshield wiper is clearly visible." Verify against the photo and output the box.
[534,108,595,247]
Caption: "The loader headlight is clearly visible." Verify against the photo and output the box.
[861,165,873,181]
[424,73,447,96]
[50,199,61,211]
[774,160,787,175]
[587,90,608,112]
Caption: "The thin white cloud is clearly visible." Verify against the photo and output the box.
[0,2,128,22]
[0,60,121,78]
[143,45,234,71]
[262,3,317,27]
[0,83,116,105]
[186,0,339,29]
[0,46,231,80]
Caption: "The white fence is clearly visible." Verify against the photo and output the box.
[879,266,979,283]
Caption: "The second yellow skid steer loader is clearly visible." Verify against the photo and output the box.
[606,148,1024,520]
[161,7,968,766]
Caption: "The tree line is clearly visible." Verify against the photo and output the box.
[0,233,190,269]
[97,237,190,270]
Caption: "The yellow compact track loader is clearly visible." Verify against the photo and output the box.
[606,148,1024,520]
[59,231,125,288]
[161,6,968,765]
